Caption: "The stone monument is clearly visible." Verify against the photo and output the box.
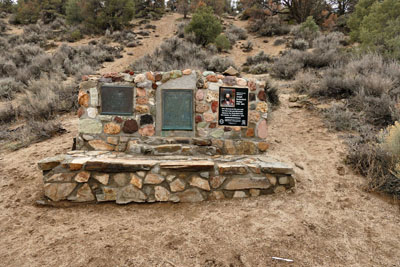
[38,69,295,204]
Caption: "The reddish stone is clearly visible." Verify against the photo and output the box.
[77,107,85,118]
[257,120,268,139]
[249,93,256,101]
[195,115,203,123]
[209,123,217,128]
[114,116,123,123]
[136,97,149,105]
[78,90,89,107]
[136,88,146,97]
[224,127,232,132]
[206,75,218,82]
[211,101,218,113]
[123,119,139,134]
[152,83,158,89]
[146,72,155,82]
[82,75,89,81]
[129,71,134,76]
[248,81,257,91]
[258,90,267,101]
[217,74,224,80]
[104,123,121,135]
[155,73,162,81]
[139,125,155,137]
[246,128,255,137]
[257,142,269,151]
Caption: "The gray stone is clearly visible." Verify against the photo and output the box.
[200,172,209,179]
[224,177,271,190]
[96,187,118,202]
[279,176,289,185]
[166,175,176,182]
[154,186,170,202]
[89,87,99,106]
[44,183,77,201]
[136,171,146,178]
[144,173,164,184]
[203,71,215,77]
[93,173,109,185]
[69,183,95,202]
[170,178,185,192]
[45,173,75,183]
[80,80,97,90]
[233,191,247,198]
[82,135,94,141]
[176,188,204,203]
[113,173,129,186]
[79,119,103,134]
[159,72,197,90]
[137,81,152,88]
[116,184,147,204]
[210,129,224,139]
[189,176,211,191]
[87,108,98,118]
[208,82,221,91]
[98,115,113,121]
[260,162,294,175]
[210,176,226,189]
[151,165,160,174]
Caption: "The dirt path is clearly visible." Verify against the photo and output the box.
[0,90,399,266]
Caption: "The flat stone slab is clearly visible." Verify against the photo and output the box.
[85,158,159,172]
[259,161,294,174]
[160,161,215,171]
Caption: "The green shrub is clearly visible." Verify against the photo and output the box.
[67,29,82,42]
[215,34,230,52]
[347,0,376,41]
[185,6,222,45]
[355,0,400,60]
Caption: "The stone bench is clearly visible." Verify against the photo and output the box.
[38,151,295,204]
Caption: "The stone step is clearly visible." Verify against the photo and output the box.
[38,152,295,204]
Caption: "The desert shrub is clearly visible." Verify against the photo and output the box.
[226,24,247,44]
[66,29,82,42]
[249,17,290,37]
[346,127,400,198]
[206,43,218,54]
[292,38,309,50]
[185,6,222,45]
[313,32,345,51]
[248,63,269,74]
[0,103,15,123]
[324,104,359,131]
[244,51,272,66]
[0,120,65,150]
[271,50,304,79]
[19,78,77,120]
[241,40,253,52]
[215,34,231,52]
[293,70,319,94]
[0,78,23,100]
[205,55,235,73]
[265,80,280,107]
[176,22,188,38]
[273,38,285,46]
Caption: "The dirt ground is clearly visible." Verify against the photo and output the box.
[0,14,399,267]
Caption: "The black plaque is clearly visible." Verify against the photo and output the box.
[162,89,193,130]
[218,87,248,126]
[100,85,133,115]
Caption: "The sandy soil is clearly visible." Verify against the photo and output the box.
[0,14,399,267]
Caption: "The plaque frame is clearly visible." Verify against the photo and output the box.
[161,89,194,131]
[100,85,134,116]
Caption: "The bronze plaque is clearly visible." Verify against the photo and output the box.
[100,85,133,115]
[162,89,193,130]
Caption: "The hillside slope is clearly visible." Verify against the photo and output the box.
[0,14,399,267]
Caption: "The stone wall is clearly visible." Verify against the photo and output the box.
[76,69,270,155]
[38,152,295,204]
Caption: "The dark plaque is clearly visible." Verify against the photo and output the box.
[218,87,248,126]
[162,89,193,130]
[100,85,133,115]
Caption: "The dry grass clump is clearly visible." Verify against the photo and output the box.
[241,51,272,74]
[0,78,23,99]
[131,37,235,72]
[226,24,247,45]
[271,50,304,79]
